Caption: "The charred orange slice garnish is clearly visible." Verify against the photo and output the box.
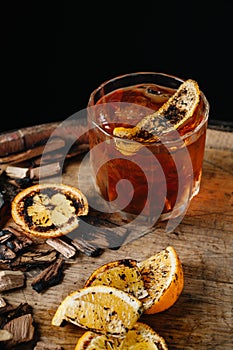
[113,79,200,154]
[139,246,184,314]
[75,322,169,349]
[11,183,88,238]
[51,285,143,338]
[84,258,148,300]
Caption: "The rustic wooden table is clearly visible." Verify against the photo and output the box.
[1,128,233,350]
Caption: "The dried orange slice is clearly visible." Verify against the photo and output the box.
[139,246,184,314]
[11,183,88,238]
[84,258,148,300]
[75,322,169,349]
[51,285,143,338]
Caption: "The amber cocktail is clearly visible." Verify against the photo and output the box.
[87,72,209,224]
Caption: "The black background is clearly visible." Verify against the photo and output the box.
[1,1,233,132]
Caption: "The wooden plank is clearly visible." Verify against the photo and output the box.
[1,128,233,350]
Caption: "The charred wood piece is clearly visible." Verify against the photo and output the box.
[10,246,58,271]
[31,257,64,293]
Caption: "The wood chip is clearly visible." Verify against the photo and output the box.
[0,270,25,292]
[5,165,29,179]
[31,257,64,293]
[10,244,57,271]
[46,237,77,258]
[30,162,61,180]
[3,313,35,347]
[71,238,103,257]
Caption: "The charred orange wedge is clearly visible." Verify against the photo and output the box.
[75,322,169,349]
[84,258,148,300]
[51,285,143,338]
[11,183,88,238]
[84,246,184,314]
[139,246,184,314]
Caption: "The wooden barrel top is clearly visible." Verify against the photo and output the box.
[1,127,233,350]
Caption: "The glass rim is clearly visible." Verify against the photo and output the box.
[88,71,185,105]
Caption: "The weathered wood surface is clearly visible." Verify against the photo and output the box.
[1,128,233,350]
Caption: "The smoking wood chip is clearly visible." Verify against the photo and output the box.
[33,340,64,350]
[46,237,77,258]
[3,313,35,347]
[0,270,25,292]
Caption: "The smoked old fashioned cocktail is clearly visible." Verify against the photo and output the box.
[87,72,209,224]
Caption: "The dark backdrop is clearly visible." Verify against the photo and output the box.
[1,1,233,132]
